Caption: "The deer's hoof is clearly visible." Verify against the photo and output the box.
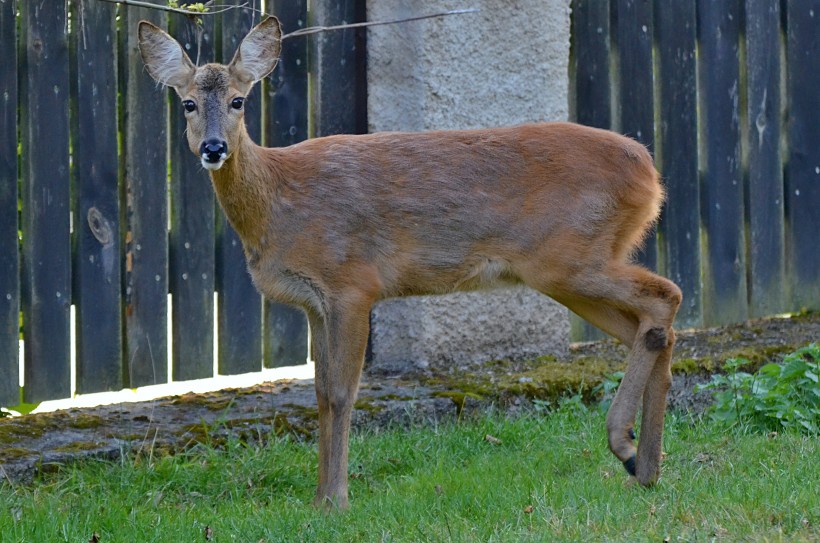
[622,454,637,477]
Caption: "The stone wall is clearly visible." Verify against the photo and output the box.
[366,0,573,372]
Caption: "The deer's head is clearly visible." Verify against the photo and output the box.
[138,17,282,170]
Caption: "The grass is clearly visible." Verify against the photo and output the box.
[0,406,817,543]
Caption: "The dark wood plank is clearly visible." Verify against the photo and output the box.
[20,1,72,402]
[786,1,820,311]
[216,0,264,375]
[571,0,611,341]
[121,7,169,388]
[309,0,367,137]
[697,0,747,326]
[654,0,701,327]
[745,0,786,317]
[72,0,123,394]
[0,0,19,406]
[169,15,216,381]
[615,0,657,270]
[262,0,311,368]
[22,5,69,400]
[571,0,611,129]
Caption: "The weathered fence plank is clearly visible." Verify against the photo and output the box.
[169,15,216,381]
[745,0,785,317]
[655,0,701,327]
[121,7,169,388]
[786,1,820,311]
[697,0,747,326]
[571,0,611,340]
[20,1,72,402]
[262,0,311,368]
[0,0,19,406]
[572,0,611,129]
[309,0,368,137]
[72,0,123,394]
[216,0,264,375]
[615,0,656,271]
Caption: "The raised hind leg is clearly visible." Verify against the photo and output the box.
[541,264,681,485]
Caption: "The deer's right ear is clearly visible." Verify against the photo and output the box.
[138,21,196,90]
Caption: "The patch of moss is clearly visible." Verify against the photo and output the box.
[354,398,386,414]
[0,447,38,461]
[431,391,484,415]
[53,441,104,454]
[0,416,55,444]
[68,414,105,430]
[171,393,234,411]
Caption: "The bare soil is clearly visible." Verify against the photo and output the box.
[1,312,816,484]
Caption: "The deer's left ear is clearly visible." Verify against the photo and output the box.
[229,16,283,84]
[138,20,196,90]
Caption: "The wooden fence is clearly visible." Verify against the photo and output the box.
[2,0,819,405]
[0,0,367,405]
[571,0,819,339]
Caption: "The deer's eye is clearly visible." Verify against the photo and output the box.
[182,100,197,113]
[231,97,245,110]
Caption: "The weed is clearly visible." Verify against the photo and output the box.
[696,343,819,434]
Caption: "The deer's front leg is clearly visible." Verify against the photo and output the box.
[311,296,372,511]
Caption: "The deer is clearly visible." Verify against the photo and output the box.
[138,16,682,510]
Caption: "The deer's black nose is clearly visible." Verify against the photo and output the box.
[200,139,228,163]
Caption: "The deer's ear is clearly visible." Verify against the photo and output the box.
[138,20,196,90]
[229,16,282,84]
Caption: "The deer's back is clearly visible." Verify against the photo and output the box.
[255,122,661,301]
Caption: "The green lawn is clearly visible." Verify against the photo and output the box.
[1,406,817,542]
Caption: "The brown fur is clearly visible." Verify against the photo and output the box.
[139,17,682,510]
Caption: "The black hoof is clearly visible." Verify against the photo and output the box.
[623,455,637,476]
[628,428,636,440]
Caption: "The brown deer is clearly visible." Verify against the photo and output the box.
[139,17,681,509]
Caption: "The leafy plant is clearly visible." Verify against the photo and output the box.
[696,343,819,434]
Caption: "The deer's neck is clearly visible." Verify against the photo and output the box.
[209,133,279,248]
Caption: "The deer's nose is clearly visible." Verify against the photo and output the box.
[200,139,228,163]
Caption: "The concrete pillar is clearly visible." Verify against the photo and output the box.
[366,0,573,372]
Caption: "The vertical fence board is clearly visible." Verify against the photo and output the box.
[122,8,169,388]
[697,0,747,326]
[262,0,310,368]
[655,0,701,327]
[745,0,785,317]
[0,0,19,406]
[572,0,611,128]
[169,16,216,381]
[615,0,657,270]
[310,0,367,137]
[786,1,820,310]
[73,0,123,394]
[20,1,72,402]
[571,0,610,341]
[216,0,264,375]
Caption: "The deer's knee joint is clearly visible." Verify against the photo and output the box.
[644,326,668,351]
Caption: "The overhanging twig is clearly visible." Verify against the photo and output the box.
[97,0,480,39]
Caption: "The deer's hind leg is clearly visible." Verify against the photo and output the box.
[538,265,681,485]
